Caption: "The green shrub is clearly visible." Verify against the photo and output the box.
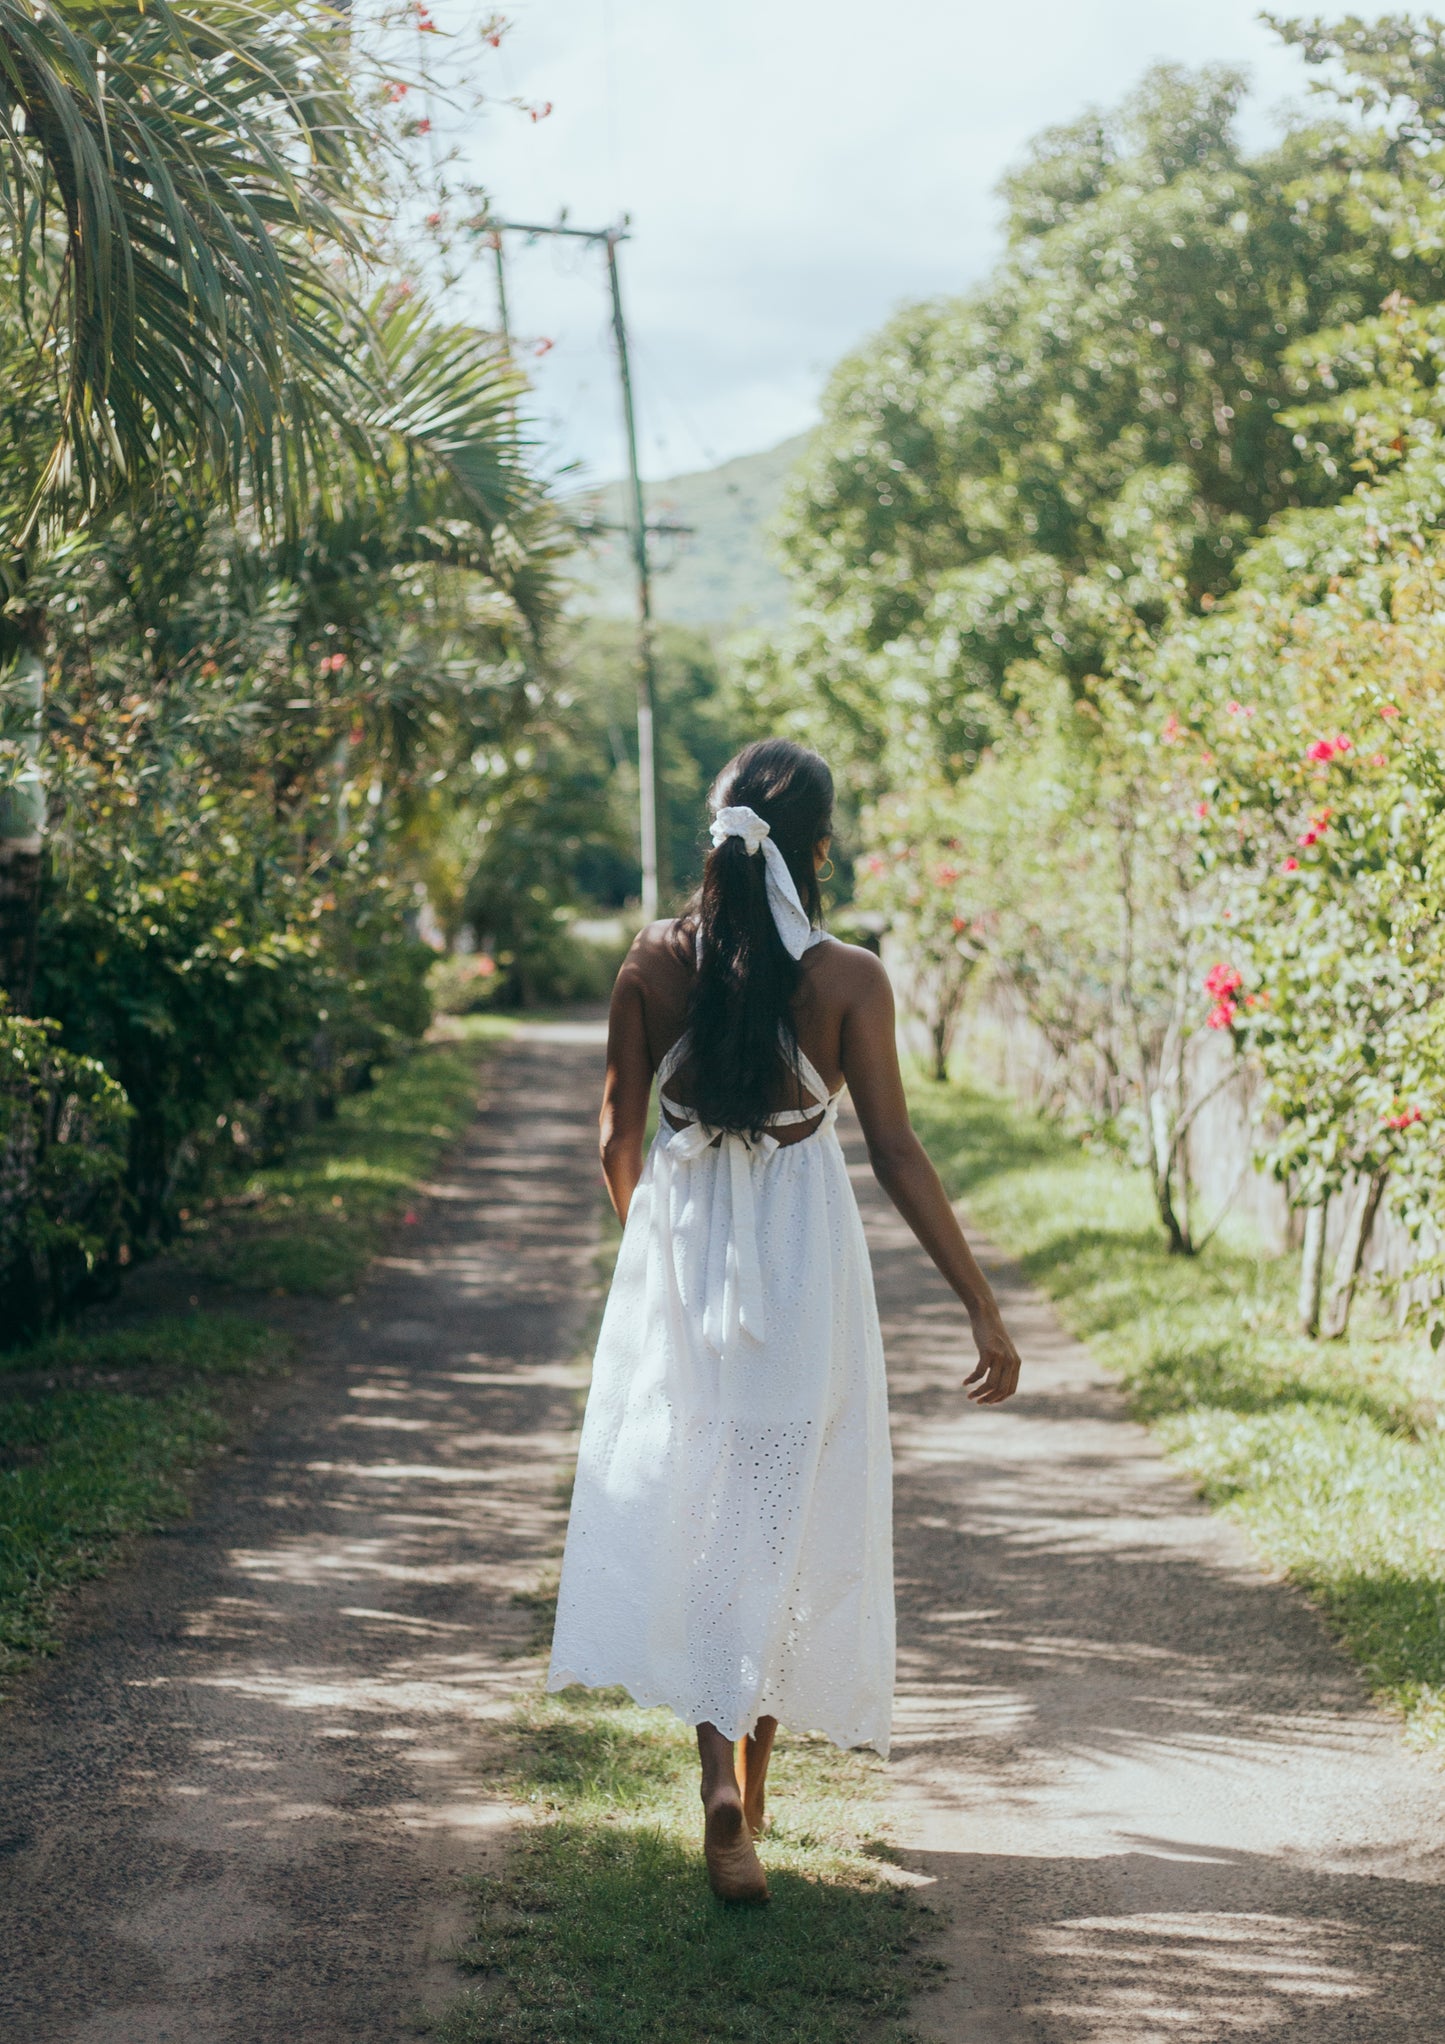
[0,1002,131,1340]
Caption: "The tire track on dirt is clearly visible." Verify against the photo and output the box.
[0,1020,605,2044]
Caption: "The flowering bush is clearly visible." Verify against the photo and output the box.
[854,791,983,1080]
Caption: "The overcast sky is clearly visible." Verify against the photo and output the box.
[421,2,1391,484]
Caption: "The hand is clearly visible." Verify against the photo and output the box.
[963,1314,1022,1406]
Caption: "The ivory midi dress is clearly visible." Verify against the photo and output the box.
[548,955,896,1755]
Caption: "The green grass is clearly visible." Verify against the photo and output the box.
[177,1015,514,1295]
[0,1315,281,1674]
[0,1018,509,1687]
[429,1687,936,2044]
[909,1071,1445,1756]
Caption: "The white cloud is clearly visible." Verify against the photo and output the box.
[420,0,1393,481]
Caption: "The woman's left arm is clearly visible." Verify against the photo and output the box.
[599,939,656,1224]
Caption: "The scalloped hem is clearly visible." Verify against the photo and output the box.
[546,1662,892,1759]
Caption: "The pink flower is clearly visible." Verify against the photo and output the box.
[1371,752,1387,767]
[1305,738,1337,763]
[1206,1001,1237,1031]
[1386,1106,1423,1131]
[1195,800,1209,818]
[1380,704,1400,720]
[1200,750,1215,766]
[935,862,960,884]
[1334,733,1352,753]
[1204,963,1243,999]
[1161,713,1183,744]
[319,651,346,673]
[534,336,555,356]
[1297,805,1332,848]
[527,100,554,122]
[1282,855,1300,872]
[863,853,887,876]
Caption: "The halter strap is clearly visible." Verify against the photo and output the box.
[657,1031,835,1130]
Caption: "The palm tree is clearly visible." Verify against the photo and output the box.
[0,0,370,1004]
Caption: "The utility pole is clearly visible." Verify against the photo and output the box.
[483,216,661,920]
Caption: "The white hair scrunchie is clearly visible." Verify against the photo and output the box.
[709,803,813,959]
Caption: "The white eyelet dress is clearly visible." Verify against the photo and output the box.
[547,981,896,1755]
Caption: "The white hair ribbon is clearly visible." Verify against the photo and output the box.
[709,803,813,959]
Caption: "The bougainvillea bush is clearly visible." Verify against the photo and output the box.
[1155,486,1445,1337]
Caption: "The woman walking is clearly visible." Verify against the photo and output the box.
[548,739,1022,1900]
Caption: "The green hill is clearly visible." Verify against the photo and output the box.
[566,434,807,631]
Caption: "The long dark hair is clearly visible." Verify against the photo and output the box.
[682,738,834,1137]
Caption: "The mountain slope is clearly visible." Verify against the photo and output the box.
[567,434,806,630]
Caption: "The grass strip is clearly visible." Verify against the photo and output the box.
[0,1017,509,1686]
[909,1072,1445,1756]
[177,1015,514,1295]
[431,1687,936,2044]
[0,1315,281,1676]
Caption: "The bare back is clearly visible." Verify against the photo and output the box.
[621,916,882,1145]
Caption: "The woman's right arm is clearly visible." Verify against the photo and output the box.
[599,938,657,1225]
[840,950,1022,1405]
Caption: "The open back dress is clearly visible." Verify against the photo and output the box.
[548,945,895,1755]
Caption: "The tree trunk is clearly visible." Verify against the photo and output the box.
[1297,1200,1329,1337]
[1149,1087,1189,1253]
[0,648,46,1013]
[1320,1170,1388,1340]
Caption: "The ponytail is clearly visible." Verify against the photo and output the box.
[683,739,834,1138]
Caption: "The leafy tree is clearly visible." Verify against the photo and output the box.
[765,58,1420,790]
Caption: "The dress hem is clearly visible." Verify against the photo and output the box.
[546,1662,892,1760]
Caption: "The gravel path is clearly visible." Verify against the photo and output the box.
[845,1125,1445,2042]
[4,1025,1443,2043]
[0,1020,607,2044]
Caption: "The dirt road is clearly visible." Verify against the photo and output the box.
[3,1022,1443,2043]
[848,1132,1445,2042]
[0,1020,607,2044]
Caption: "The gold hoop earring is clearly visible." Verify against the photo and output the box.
[818,857,835,882]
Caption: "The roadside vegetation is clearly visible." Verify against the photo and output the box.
[758,20,1445,1341]
[431,1685,935,2044]
[908,1072,1445,1756]
[0,1019,504,1689]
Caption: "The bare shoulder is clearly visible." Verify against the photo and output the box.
[618,917,693,993]
[805,934,892,1006]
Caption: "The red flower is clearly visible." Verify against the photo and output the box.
[1386,1106,1423,1131]
[527,100,554,122]
[384,80,409,101]
[951,915,968,934]
[415,116,432,134]
[1282,854,1300,871]
[1297,805,1332,847]
[426,210,443,227]
[1204,963,1243,999]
